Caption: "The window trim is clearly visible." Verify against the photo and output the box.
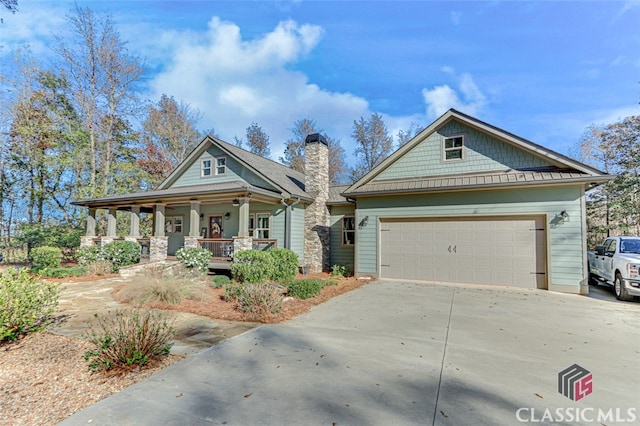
[443,134,465,162]
[216,156,227,175]
[342,216,355,246]
[250,212,271,239]
[165,215,184,235]
[201,159,212,177]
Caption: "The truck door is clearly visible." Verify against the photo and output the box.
[601,238,617,281]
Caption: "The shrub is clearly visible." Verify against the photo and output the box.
[83,309,175,372]
[211,275,230,289]
[226,283,283,321]
[38,265,87,278]
[103,240,141,272]
[287,278,325,300]
[176,247,211,272]
[331,264,350,277]
[231,250,274,283]
[76,246,104,266]
[0,268,60,341]
[85,260,114,276]
[268,248,299,284]
[30,246,63,271]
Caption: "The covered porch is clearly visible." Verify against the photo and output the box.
[73,181,305,265]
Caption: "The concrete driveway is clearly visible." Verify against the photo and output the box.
[60,280,640,426]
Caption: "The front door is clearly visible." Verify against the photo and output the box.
[209,216,223,239]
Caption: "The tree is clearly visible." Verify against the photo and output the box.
[350,113,394,182]
[1,0,17,13]
[577,116,640,246]
[54,4,144,199]
[3,52,84,227]
[396,122,422,148]
[245,122,271,157]
[138,94,203,189]
[327,136,347,185]
[281,118,317,173]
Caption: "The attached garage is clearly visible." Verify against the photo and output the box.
[379,216,547,289]
[342,109,612,295]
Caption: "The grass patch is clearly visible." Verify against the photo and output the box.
[119,264,211,305]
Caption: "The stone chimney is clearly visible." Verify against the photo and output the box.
[304,133,330,273]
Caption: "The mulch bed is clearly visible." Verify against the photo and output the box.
[112,272,371,323]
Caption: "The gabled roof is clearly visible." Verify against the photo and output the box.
[343,109,612,197]
[160,135,312,202]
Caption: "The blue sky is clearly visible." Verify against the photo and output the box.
[2,0,640,164]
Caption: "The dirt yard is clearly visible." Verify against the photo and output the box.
[0,270,370,425]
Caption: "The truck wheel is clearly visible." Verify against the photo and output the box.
[614,273,632,301]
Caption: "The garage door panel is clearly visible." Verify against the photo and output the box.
[380,217,546,289]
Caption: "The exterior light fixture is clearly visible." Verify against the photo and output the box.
[224,212,230,220]
[232,199,240,206]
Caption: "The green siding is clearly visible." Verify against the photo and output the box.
[172,146,278,191]
[376,121,551,181]
[355,185,584,291]
[290,204,305,265]
[329,205,356,272]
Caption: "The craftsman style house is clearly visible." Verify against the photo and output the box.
[75,109,611,294]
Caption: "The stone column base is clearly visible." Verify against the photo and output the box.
[100,237,114,247]
[184,236,200,249]
[233,236,253,256]
[150,236,169,262]
[80,236,95,249]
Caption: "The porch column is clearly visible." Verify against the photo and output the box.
[234,198,252,254]
[189,201,201,237]
[150,203,168,262]
[129,206,140,237]
[154,204,166,237]
[107,208,117,237]
[81,208,96,248]
[86,208,97,236]
[184,201,202,249]
[238,198,250,237]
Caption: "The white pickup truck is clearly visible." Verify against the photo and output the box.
[587,236,640,301]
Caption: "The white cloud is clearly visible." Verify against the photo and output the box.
[146,17,369,159]
[421,72,487,119]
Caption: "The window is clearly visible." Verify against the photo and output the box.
[342,216,355,246]
[201,159,212,177]
[216,157,226,175]
[165,216,183,235]
[443,135,464,161]
[250,213,270,239]
[202,157,226,177]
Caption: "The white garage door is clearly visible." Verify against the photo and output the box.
[380,217,546,289]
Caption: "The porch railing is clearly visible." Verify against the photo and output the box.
[199,239,234,258]
[198,238,278,259]
[253,239,277,251]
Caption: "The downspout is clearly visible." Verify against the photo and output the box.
[281,197,301,249]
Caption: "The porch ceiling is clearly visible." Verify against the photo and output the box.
[72,181,304,210]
